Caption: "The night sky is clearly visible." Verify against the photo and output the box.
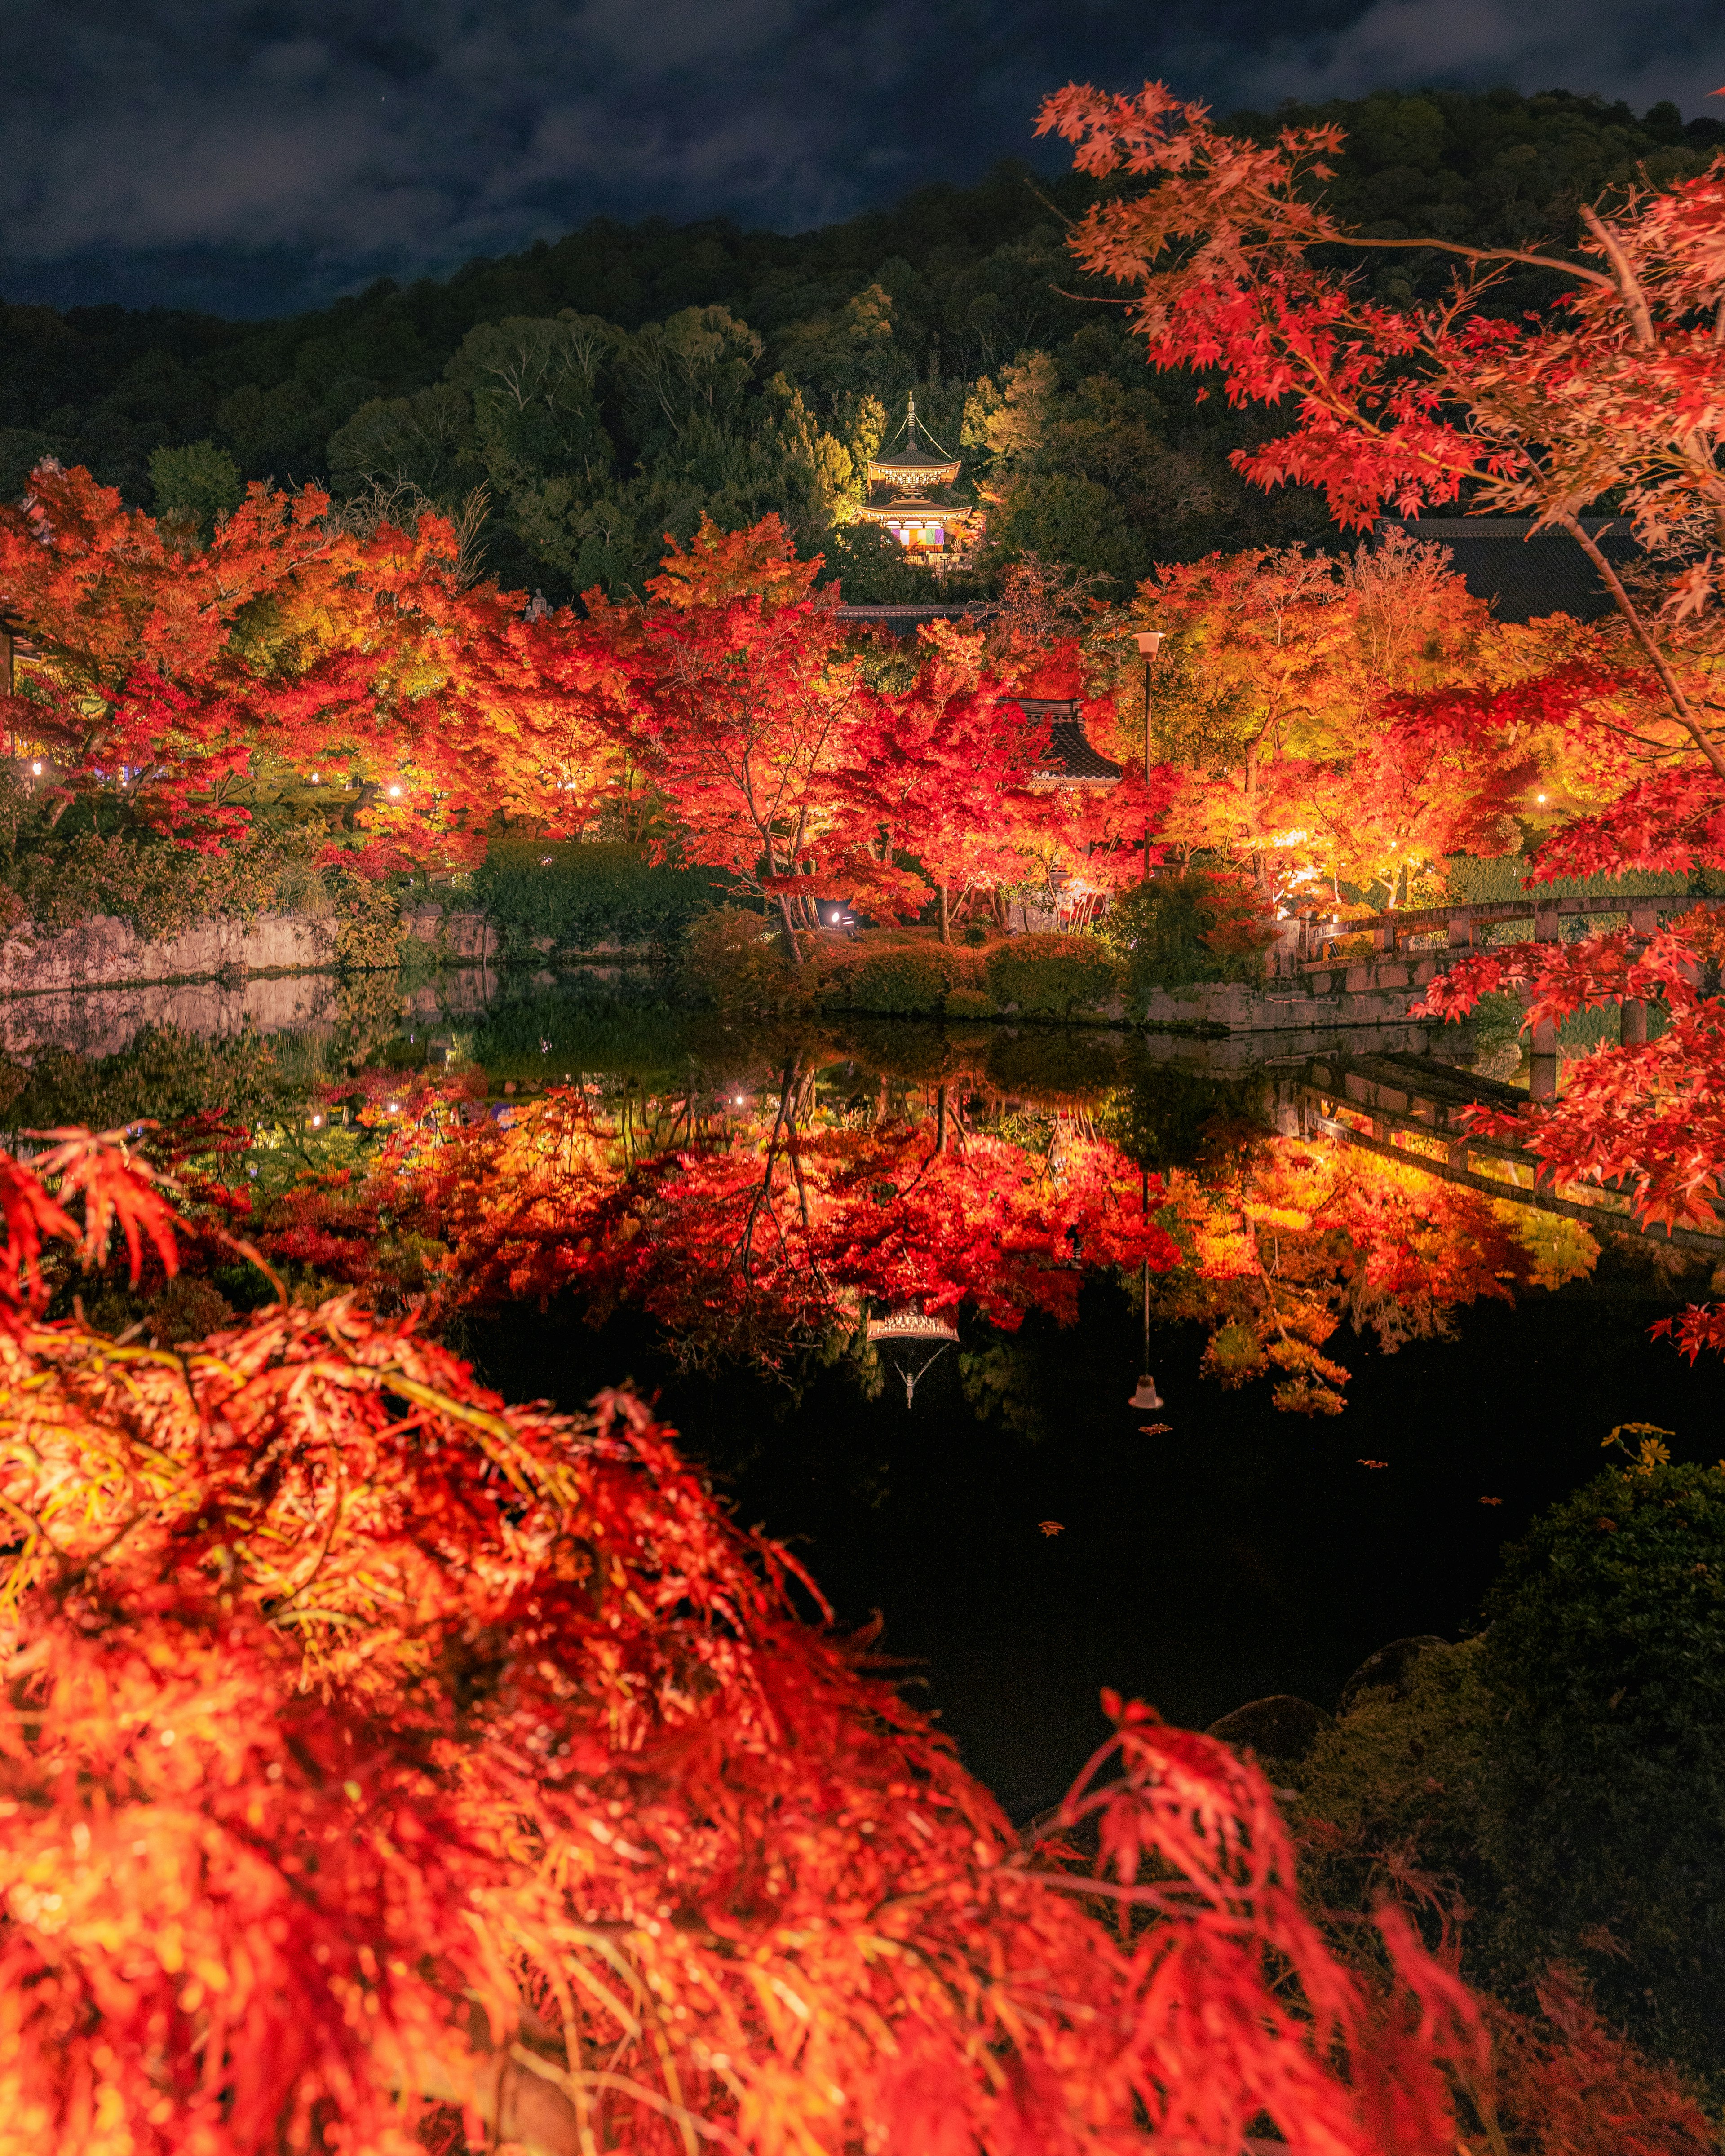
[4,0,1722,320]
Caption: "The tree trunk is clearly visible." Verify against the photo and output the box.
[938,882,951,944]
[775,890,804,965]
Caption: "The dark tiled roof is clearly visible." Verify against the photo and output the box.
[1044,720,1123,785]
[833,603,989,623]
[1012,699,1124,786]
[1378,518,1641,623]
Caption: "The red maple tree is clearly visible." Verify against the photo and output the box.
[1036,80,1725,1285]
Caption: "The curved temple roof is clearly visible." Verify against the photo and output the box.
[1014,697,1124,790]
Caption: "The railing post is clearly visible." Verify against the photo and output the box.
[1373,917,1394,955]
[1623,905,1656,1047]
[1446,910,1471,952]
[1529,903,1561,1101]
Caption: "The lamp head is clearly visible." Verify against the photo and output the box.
[1134,632,1165,658]
[1128,1374,1164,1412]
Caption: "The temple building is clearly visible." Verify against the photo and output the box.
[854,394,976,558]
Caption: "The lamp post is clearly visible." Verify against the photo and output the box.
[1134,631,1164,884]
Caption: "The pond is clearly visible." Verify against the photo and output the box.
[17,970,1723,1824]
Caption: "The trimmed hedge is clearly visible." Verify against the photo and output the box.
[473,839,730,955]
[1479,1458,1725,2080]
[812,937,983,1016]
[983,932,1120,1019]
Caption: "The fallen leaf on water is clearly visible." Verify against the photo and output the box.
[1139,1421,1172,1435]
[1480,1496,1503,1506]
[1357,1458,1387,1470]
[1039,1520,1064,1537]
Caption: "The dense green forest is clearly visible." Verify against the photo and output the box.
[3,87,1720,602]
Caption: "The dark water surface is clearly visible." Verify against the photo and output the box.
[30,976,1725,1823]
[478,1277,1721,1822]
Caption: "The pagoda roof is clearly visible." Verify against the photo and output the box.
[855,498,974,523]
[867,394,963,487]
[1013,697,1123,790]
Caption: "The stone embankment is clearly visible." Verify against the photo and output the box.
[1138,951,1454,1036]
[0,905,500,1059]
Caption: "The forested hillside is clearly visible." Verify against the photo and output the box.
[2,86,1719,602]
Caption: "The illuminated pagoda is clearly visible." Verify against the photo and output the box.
[854,393,976,558]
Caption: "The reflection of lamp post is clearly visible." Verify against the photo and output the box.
[1128,1165,1166,1416]
[1134,632,1164,883]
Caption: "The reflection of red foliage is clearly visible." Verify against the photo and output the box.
[230,1082,1182,1370]
[0,1134,1701,2152]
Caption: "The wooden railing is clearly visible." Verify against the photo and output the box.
[1287,892,1721,1095]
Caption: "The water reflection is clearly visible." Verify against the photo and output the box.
[5,975,1718,1817]
[1,984,1612,1417]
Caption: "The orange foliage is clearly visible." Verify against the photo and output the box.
[0,465,629,871]
[1154,1132,1595,1412]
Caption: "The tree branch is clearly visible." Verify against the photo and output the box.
[1314,231,1616,291]
[1553,513,1725,778]
[1578,205,1658,347]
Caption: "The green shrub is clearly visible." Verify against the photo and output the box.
[944,986,995,1019]
[1478,1455,1725,2081]
[1289,1642,1504,1975]
[334,877,405,971]
[1291,1454,1725,2087]
[676,906,798,1010]
[812,936,984,1016]
[0,821,322,943]
[983,932,1120,1019]
[1101,872,1275,1004]
[838,943,952,1016]
[1441,852,1690,907]
[473,839,728,956]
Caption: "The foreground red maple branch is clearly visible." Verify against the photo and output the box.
[0,1129,1516,2154]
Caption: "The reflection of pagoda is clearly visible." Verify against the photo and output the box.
[854,393,976,558]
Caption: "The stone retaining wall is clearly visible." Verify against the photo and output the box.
[0,911,338,997]
[1139,954,1453,1034]
[0,905,499,1000]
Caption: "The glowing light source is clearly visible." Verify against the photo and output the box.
[1128,1373,1165,1412]
[30,762,40,776]
[388,784,402,798]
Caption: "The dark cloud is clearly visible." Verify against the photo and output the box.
[1,0,1720,318]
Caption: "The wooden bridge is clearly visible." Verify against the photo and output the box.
[1277,889,1714,1096]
